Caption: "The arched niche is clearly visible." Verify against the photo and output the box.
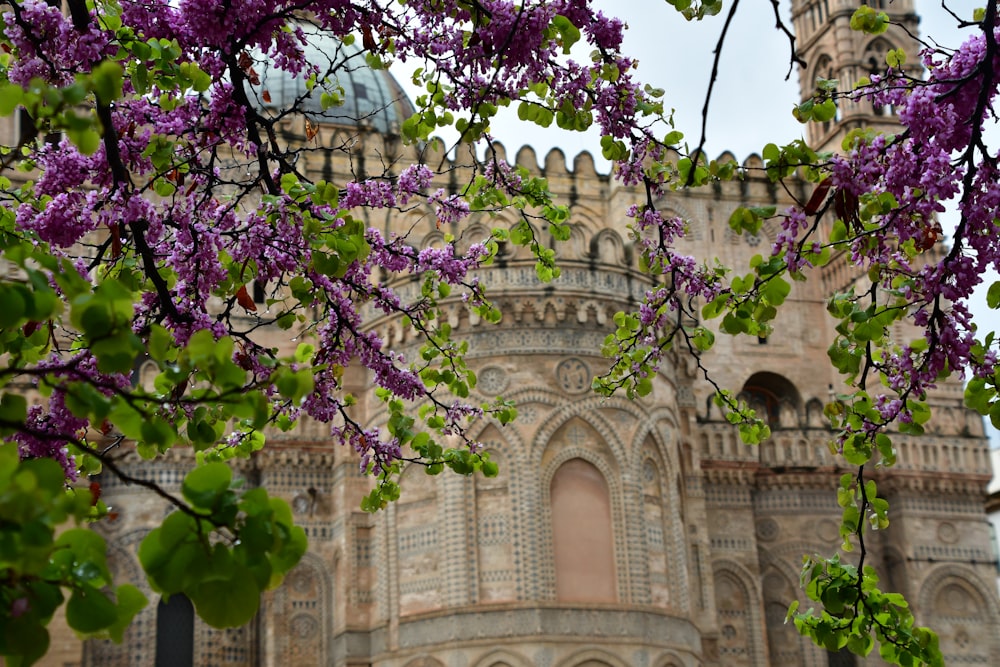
[402,657,446,667]
[554,648,630,667]
[862,37,899,116]
[269,552,331,666]
[740,372,802,428]
[471,648,533,667]
[550,458,617,602]
[456,222,492,254]
[590,228,629,266]
[713,564,762,667]
[760,569,805,667]
[862,37,897,75]
[920,571,998,664]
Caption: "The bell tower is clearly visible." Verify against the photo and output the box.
[791,0,921,152]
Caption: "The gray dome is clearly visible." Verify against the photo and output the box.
[256,26,415,135]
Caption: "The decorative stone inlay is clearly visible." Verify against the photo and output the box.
[289,567,316,595]
[290,613,318,639]
[478,366,509,394]
[755,518,779,542]
[556,357,591,394]
[816,518,839,543]
[937,521,959,544]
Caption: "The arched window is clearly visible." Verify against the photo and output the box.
[550,458,616,602]
[863,38,898,116]
[155,594,194,667]
[714,571,756,667]
[740,372,801,429]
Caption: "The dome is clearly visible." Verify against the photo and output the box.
[255,26,416,135]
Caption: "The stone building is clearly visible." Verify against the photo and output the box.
[35,0,1000,666]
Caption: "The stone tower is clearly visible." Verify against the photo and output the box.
[791,0,921,152]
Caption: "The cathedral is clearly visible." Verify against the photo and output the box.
[35,0,1000,665]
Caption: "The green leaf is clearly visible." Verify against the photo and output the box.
[187,561,260,627]
[66,584,118,633]
[91,60,125,104]
[0,83,25,116]
[181,462,232,509]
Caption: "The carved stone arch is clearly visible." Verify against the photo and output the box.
[402,657,447,667]
[565,201,602,232]
[590,227,630,266]
[458,221,492,246]
[651,653,687,667]
[269,551,332,666]
[554,647,631,667]
[862,37,897,75]
[760,542,829,573]
[811,53,835,89]
[557,222,590,261]
[918,566,1000,664]
[570,297,611,326]
[631,409,681,474]
[541,436,621,497]
[471,648,533,667]
[136,358,158,392]
[712,560,765,667]
[805,397,825,428]
[530,398,630,465]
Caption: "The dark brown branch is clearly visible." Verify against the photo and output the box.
[688,0,741,186]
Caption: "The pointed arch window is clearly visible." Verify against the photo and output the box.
[863,38,898,116]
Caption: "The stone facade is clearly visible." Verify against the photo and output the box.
[36,1,1000,666]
